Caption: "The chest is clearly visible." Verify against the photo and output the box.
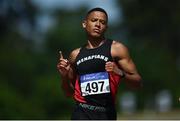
[76,52,111,74]
[75,40,112,75]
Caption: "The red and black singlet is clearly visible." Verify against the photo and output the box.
[74,39,122,107]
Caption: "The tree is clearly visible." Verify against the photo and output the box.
[117,0,180,109]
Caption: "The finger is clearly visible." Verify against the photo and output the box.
[106,67,113,71]
[59,50,64,59]
[105,67,111,72]
[58,65,67,69]
[105,63,113,67]
[57,66,67,73]
[105,61,112,65]
[106,61,115,66]
[57,61,68,68]
[59,58,68,63]
[57,64,68,71]
[105,65,112,70]
[105,63,110,67]
[105,64,109,68]
[105,64,111,69]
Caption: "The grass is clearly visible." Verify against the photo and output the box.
[117,110,180,120]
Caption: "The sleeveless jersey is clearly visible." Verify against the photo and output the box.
[74,39,122,107]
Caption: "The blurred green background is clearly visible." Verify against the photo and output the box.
[0,0,180,119]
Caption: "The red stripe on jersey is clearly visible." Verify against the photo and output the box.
[74,76,87,103]
[73,72,122,103]
[109,72,122,102]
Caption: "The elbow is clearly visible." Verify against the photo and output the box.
[64,91,74,97]
[127,81,143,90]
[62,87,74,97]
[136,75,142,83]
[135,79,143,89]
[61,82,74,97]
[133,75,143,89]
[125,75,143,90]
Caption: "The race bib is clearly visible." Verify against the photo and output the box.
[80,72,110,96]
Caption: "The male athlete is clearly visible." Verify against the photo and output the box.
[57,7,142,120]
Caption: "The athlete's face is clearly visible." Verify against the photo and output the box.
[82,11,108,38]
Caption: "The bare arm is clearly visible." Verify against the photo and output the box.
[111,41,142,89]
[57,48,80,96]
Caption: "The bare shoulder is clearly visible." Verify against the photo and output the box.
[111,40,129,58]
[69,48,81,64]
[70,48,81,57]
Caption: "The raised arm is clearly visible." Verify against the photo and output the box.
[57,48,80,96]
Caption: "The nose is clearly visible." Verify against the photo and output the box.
[95,21,100,28]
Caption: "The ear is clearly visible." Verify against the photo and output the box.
[82,20,86,28]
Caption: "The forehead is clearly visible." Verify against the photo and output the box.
[87,11,107,20]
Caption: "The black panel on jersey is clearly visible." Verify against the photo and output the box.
[74,39,114,107]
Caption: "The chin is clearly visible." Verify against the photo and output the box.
[91,33,102,38]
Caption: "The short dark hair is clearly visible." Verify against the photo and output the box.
[85,7,108,21]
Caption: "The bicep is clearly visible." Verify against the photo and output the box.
[118,57,138,74]
[112,41,138,74]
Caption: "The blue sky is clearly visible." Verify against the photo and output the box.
[31,0,122,23]
[31,0,122,33]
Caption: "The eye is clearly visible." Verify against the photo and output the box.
[100,20,106,25]
[91,18,97,22]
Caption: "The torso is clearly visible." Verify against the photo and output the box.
[73,39,122,107]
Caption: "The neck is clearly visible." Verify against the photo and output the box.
[86,37,106,49]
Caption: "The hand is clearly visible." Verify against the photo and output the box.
[105,61,124,77]
[57,51,70,77]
